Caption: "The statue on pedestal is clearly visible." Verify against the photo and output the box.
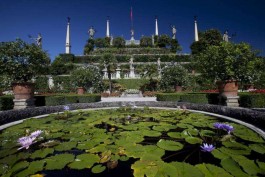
[29,33,42,48]
[129,57,134,69]
[88,26,96,39]
[171,25,177,39]
[157,58,161,70]
[223,30,231,42]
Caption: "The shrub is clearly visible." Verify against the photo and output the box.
[156,93,183,101]
[77,94,101,103]
[143,91,157,97]
[0,96,14,110]
[34,76,49,93]
[239,93,265,108]
[180,93,208,104]
[45,96,66,106]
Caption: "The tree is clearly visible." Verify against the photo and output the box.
[170,39,182,53]
[0,38,50,83]
[113,37,125,48]
[140,36,153,47]
[190,29,222,55]
[193,42,262,84]
[157,34,171,48]
[100,53,117,93]
[70,66,103,93]
[84,39,95,54]
[50,56,75,75]
[94,37,110,48]
[160,64,189,91]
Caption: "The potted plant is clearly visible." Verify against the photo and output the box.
[70,66,103,94]
[194,42,262,106]
[0,39,50,109]
[160,64,189,92]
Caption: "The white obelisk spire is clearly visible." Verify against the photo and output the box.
[65,17,71,54]
[106,17,110,37]
[194,16,199,42]
[155,16,159,36]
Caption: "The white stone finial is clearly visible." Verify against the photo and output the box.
[65,17,71,54]
[194,16,199,42]
[155,17,159,36]
[106,17,110,37]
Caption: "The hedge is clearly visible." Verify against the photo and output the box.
[74,54,191,63]
[156,93,183,102]
[45,94,101,106]
[180,93,208,104]
[239,93,265,108]
[0,96,14,111]
[113,79,149,89]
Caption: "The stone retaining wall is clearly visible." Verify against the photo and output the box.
[0,101,265,130]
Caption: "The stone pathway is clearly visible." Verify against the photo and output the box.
[101,96,157,102]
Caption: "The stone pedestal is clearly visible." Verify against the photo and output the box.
[116,69,121,79]
[129,68,135,78]
[13,99,35,110]
[226,96,239,107]
[103,68,108,79]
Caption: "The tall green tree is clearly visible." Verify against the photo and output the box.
[113,37,126,48]
[170,39,182,53]
[84,39,95,54]
[94,37,110,48]
[140,36,153,47]
[157,34,171,48]
[50,56,75,75]
[190,29,222,55]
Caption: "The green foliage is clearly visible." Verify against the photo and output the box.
[0,39,50,83]
[180,93,208,104]
[157,93,182,101]
[157,139,184,151]
[193,42,262,82]
[70,66,103,92]
[34,76,49,93]
[170,39,182,53]
[113,79,148,89]
[84,39,95,54]
[140,36,153,47]
[157,34,171,48]
[0,96,14,110]
[59,53,75,62]
[239,93,265,108]
[113,36,126,48]
[160,65,189,90]
[50,56,75,75]
[45,154,75,170]
[94,38,110,48]
[52,76,73,93]
[190,29,222,55]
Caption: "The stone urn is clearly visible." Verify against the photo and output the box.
[77,87,86,95]
[12,82,35,109]
[216,80,239,107]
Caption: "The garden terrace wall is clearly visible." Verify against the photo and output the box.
[0,96,14,111]
[1,101,265,130]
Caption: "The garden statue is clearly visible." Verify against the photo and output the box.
[29,33,42,48]
[223,30,230,42]
[88,26,96,39]
[129,57,134,69]
[171,25,177,39]
[157,58,161,70]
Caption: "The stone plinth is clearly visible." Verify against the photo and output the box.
[13,99,35,110]
[226,96,239,107]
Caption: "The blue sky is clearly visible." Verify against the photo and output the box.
[0,0,265,61]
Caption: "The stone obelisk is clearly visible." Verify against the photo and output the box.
[155,17,159,36]
[106,17,110,38]
[65,17,71,54]
[194,16,199,42]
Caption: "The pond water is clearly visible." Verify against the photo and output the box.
[0,107,265,177]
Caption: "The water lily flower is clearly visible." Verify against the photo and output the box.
[64,106,70,111]
[201,143,215,152]
[222,124,234,134]
[17,136,35,150]
[213,122,224,129]
[30,130,43,138]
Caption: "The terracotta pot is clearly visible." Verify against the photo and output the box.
[77,87,86,95]
[216,80,238,97]
[175,85,182,92]
[12,82,34,100]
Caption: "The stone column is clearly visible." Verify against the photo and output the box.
[116,64,121,79]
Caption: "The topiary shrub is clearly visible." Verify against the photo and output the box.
[77,94,101,103]
[0,96,14,110]
[180,93,208,104]
[45,96,66,106]
[156,93,182,101]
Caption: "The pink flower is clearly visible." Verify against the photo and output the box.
[17,136,35,150]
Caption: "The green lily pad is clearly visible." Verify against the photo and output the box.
[167,132,183,139]
[231,155,262,175]
[196,163,233,177]
[14,160,45,177]
[91,165,106,174]
[185,137,203,144]
[54,141,77,151]
[232,124,264,143]
[76,141,99,150]
[221,158,249,177]
[211,149,230,160]
[11,161,29,174]
[200,130,215,137]
[142,130,162,137]
[68,154,100,170]
[31,148,54,159]
[45,154,75,170]
[120,156,129,161]
[257,160,265,173]
[219,146,251,155]
[170,162,204,177]
[157,139,183,151]
[131,160,161,177]
[99,150,112,163]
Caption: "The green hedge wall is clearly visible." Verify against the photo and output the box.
[74,54,191,63]
[239,93,265,108]
[156,93,183,101]
[45,94,101,106]
[180,93,208,104]
[0,96,14,110]
[113,79,149,89]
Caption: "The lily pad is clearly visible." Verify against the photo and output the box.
[54,141,77,151]
[45,154,75,170]
[157,139,183,151]
[221,158,249,177]
[68,154,100,170]
[232,124,264,143]
[31,148,54,159]
[249,144,265,154]
[170,162,204,177]
[167,132,183,139]
[91,165,106,174]
[14,160,45,177]
[99,150,112,163]
[196,163,233,177]
[185,137,203,144]
[11,161,29,174]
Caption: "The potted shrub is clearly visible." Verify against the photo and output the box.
[70,66,103,95]
[0,39,50,109]
[194,42,262,106]
[160,64,189,92]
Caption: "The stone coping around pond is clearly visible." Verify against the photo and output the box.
[0,101,265,130]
